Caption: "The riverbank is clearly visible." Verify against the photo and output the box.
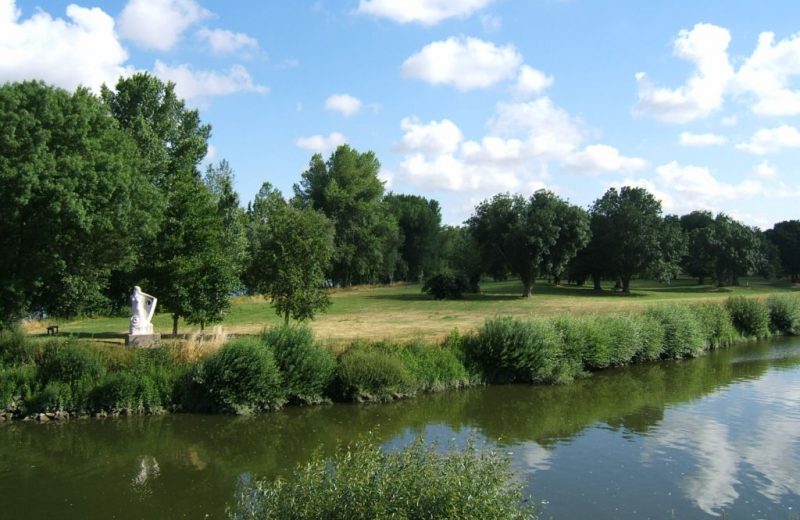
[2,295,799,422]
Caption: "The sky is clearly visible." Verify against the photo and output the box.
[2,0,800,228]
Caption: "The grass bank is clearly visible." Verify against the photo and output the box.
[2,295,799,421]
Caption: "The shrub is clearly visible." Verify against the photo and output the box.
[422,271,470,300]
[634,314,665,362]
[91,349,179,413]
[199,338,285,414]
[397,340,471,392]
[0,327,34,365]
[0,363,36,410]
[600,315,643,366]
[766,295,800,335]
[692,303,739,348]
[645,305,706,359]
[464,317,581,384]
[229,437,535,520]
[37,342,104,385]
[333,342,416,401]
[262,326,336,405]
[725,297,771,339]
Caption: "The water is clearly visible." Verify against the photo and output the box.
[2,339,799,519]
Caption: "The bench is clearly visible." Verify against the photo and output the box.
[46,325,59,335]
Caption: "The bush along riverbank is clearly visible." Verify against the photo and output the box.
[1,295,799,421]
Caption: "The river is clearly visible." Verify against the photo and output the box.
[1,338,799,519]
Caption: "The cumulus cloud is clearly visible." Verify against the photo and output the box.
[153,60,268,105]
[565,144,649,174]
[0,0,130,92]
[357,0,493,25]
[633,23,734,123]
[679,132,728,146]
[402,36,522,91]
[736,125,800,155]
[119,0,210,51]
[736,32,800,116]
[514,64,553,96]
[196,27,258,56]
[295,132,347,154]
[395,117,463,155]
[324,93,362,117]
[754,160,777,178]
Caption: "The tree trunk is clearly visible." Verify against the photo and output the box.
[200,320,205,332]
[284,311,290,326]
[592,273,602,291]
[698,275,705,285]
[172,314,179,337]
[621,276,631,294]
[553,274,561,286]
[520,271,533,297]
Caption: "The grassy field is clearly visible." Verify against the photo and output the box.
[38,277,799,344]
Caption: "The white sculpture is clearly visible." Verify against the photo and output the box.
[130,286,157,335]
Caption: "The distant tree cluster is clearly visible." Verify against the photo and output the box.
[1,78,798,327]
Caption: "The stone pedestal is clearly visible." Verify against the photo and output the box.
[126,333,161,348]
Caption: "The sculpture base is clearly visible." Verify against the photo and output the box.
[126,333,161,348]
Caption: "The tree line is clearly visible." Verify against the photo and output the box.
[1,76,798,329]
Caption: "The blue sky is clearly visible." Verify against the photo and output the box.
[2,0,799,227]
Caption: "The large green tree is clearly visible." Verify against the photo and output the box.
[204,159,249,287]
[468,190,587,297]
[248,186,335,324]
[438,226,482,293]
[588,186,678,294]
[0,81,157,324]
[680,211,716,285]
[385,194,442,281]
[293,145,395,286]
[766,220,800,282]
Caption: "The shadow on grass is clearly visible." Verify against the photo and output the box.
[365,292,521,302]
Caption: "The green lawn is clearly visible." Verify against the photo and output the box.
[44,277,798,344]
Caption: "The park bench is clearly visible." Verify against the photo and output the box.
[46,325,59,335]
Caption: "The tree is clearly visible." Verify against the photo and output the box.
[710,214,763,286]
[589,187,677,294]
[293,145,392,286]
[766,220,800,282]
[148,174,239,334]
[385,194,442,281]
[541,204,591,286]
[468,190,586,297]
[0,81,157,324]
[248,189,335,324]
[439,226,482,293]
[204,159,249,288]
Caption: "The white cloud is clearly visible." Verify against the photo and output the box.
[736,125,800,155]
[295,132,347,154]
[357,0,493,25]
[396,117,463,155]
[480,13,501,33]
[754,160,777,178]
[565,144,648,174]
[153,60,268,105]
[634,23,734,123]
[489,97,584,159]
[679,132,728,146]
[196,27,258,56]
[402,36,522,91]
[735,31,800,116]
[119,0,210,51]
[514,65,553,96]
[324,93,362,117]
[0,1,131,92]
[721,115,738,126]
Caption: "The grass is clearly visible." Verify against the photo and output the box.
[46,277,800,344]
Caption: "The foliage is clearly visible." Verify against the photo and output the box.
[725,297,771,339]
[692,303,739,348]
[229,436,535,520]
[766,295,800,335]
[90,349,179,413]
[205,159,250,289]
[468,190,589,297]
[463,317,582,384]
[333,342,416,401]
[766,220,800,282]
[0,363,36,410]
[645,305,706,358]
[0,327,34,365]
[710,214,764,286]
[199,338,285,414]
[385,193,442,281]
[262,326,336,405]
[248,187,335,324]
[0,81,157,323]
[438,226,482,292]
[293,145,395,286]
[422,271,470,300]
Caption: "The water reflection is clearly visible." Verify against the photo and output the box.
[0,338,798,519]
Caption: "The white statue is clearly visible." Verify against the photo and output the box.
[130,286,157,335]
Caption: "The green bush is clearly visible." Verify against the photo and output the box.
[634,314,665,362]
[645,305,706,359]
[334,342,416,401]
[91,349,179,413]
[397,340,472,392]
[464,317,581,384]
[600,315,643,366]
[766,295,800,335]
[692,303,739,348]
[0,363,36,410]
[229,437,535,520]
[725,297,771,339]
[200,338,285,414]
[37,342,105,385]
[422,271,470,300]
[262,326,336,405]
[0,327,34,365]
